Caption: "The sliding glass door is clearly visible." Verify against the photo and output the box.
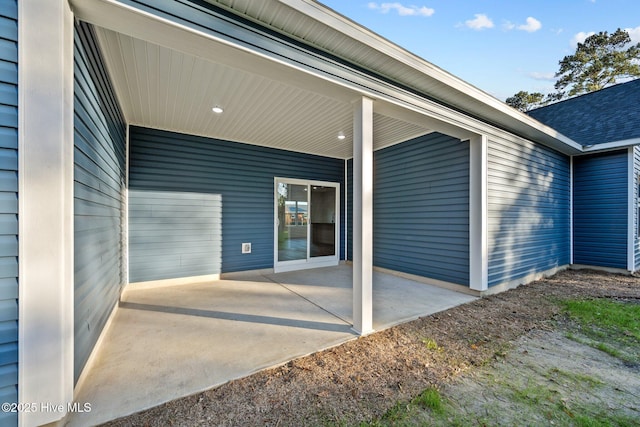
[276,182,308,262]
[275,178,339,272]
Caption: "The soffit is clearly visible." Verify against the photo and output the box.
[96,28,431,159]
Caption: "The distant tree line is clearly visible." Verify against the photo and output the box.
[506,29,640,112]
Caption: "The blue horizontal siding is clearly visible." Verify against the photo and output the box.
[372,133,470,285]
[73,22,126,384]
[129,191,222,282]
[488,138,570,287]
[0,2,16,424]
[129,127,345,281]
[573,150,628,269]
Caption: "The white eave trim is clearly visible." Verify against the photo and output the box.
[278,0,583,154]
[581,137,640,154]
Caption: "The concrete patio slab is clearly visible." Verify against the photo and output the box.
[267,265,477,330]
[68,266,476,426]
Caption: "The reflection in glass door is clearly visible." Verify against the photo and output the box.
[275,179,339,271]
[310,186,336,258]
[277,183,308,261]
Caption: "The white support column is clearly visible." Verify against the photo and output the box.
[352,97,374,335]
[469,135,488,292]
[18,1,75,426]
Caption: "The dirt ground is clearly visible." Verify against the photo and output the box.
[104,269,640,426]
[427,329,640,426]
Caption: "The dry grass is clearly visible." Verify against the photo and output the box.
[103,269,640,427]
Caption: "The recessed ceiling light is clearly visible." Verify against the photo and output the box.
[212,106,224,114]
[337,132,346,140]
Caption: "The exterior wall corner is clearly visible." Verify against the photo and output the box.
[18,0,75,425]
[469,135,488,291]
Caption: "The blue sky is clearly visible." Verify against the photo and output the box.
[318,0,640,100]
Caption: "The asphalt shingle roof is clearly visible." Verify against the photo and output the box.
[528,78,640,147]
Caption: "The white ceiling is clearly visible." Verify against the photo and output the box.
[95,27,433,159]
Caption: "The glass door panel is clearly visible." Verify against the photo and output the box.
[277,182,308,262]
[310,186,336,258]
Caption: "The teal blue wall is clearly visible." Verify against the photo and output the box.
[74,22,127,383]
[0,2,17,425]
[573,150,628,269]
[488,139,570,287]
[372,133,470,285]
[128,127,345,282]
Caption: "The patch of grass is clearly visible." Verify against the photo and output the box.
[411,388,444,414]
[379,401,409,423]
[573,412,640,427]
[562,298,640,364]
[365,298,640,427]
[421,338,441,352]
[510,381,558,406]
[563,299,640,338]
[371,388,446,426]
[546,367,604,388]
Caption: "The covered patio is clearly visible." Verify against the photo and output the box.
[68,265,476,426]
[21,1,570,426]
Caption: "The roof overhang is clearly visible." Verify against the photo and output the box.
[70,0,583,157]
[581,138,640,155]
[275,0,583,153]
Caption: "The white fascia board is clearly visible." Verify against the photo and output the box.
[581,137,640,154]
[279,0,582,153]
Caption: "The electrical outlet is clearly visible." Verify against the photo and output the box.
[242,243,251,254]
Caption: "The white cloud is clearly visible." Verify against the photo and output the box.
[464,14,494,30]
[502,20,515,31]
[517,17,542,33]
[503,17,542,32]
[625,25,640,44]
[528,71,555,81]
[367,2,434,17]
[571,31,595,48]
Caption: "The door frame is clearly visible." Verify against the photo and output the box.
[273,177,340,273]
